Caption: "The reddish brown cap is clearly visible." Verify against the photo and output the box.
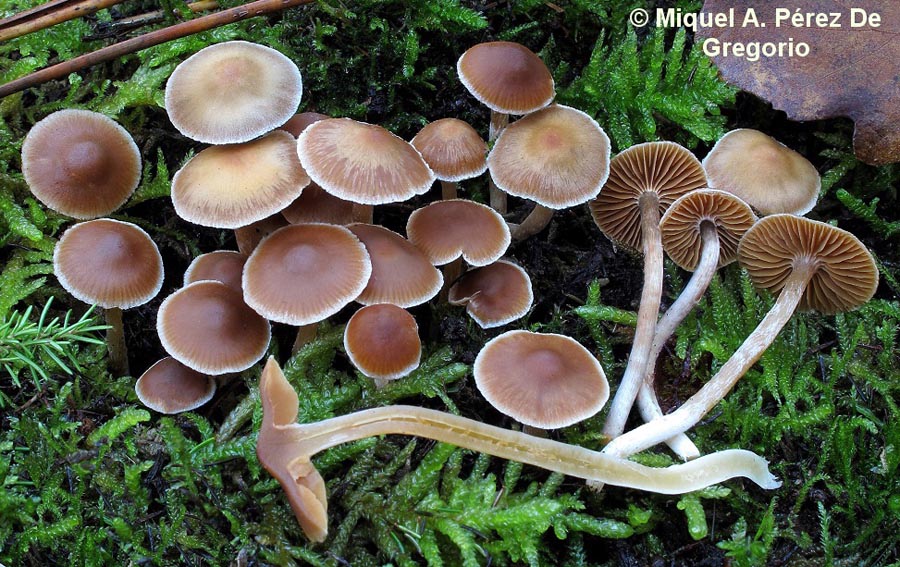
[448,260,533,328]
[281,183,354,226]
[488,104,610,208]
[406,199,510,266]
[411,118,487,182]
[23,109,140,219]
[165,40,303,144]
[54,219,163,309]
[343,304,421,384]
[278,112,330,137]
[172,131,309,229]
[703,129,820,215]
[589,141,707,251]
[183,250,248,293]
[157,280,271,374]
[243,224,372,325]
[474,330,608,429]
[135,357,216,414]
[347,224,442,308]
[660,189,758,271]
[738,214,879,315]
[297,118,435,205]
[457,41,555,115]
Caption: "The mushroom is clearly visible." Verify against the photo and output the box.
[54,219,163,376]
[135,357,216,414]
[410,118,487,200]
[702,129,820,216]
[281,184,354,226]
[278,112,330,137]
[22,109,141,219]
[604,215,879,458]
[257,357,781,542]
[183,250,248,293]
[589,142,707,442]
[448,260,533,328]
[343,304,421,388]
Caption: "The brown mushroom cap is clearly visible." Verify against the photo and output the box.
[411,118,487,182]
[347,224,442,308]
[164,40,303,144]
[278,112,330,137]
[242,224,372,325]
[474,330,609,429]
[448,260,533,328]
[157,280,271,375]
[343,304,421,382]
[589,141,707,252]
[488,104,610,209]
[172,131,310,229]
[457,41,555,115]
[297,118,435,205]
[660,189,758,271]
[738,214,879,315]
[54,219,163,309]
[281,183,354,226]
[184,250,248,293]
[23,109,141,219]
[135,357,216,414]
[406,199,510,266]
[703,129,820,216]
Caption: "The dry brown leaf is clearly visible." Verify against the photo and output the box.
[697,1,900,165]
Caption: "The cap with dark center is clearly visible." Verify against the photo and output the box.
[184,250,248,293]
[457,41,555,115]
[738,214,879,314]
[157,280,271,375]
[703,129,820,215]
[281,184,354,226]
[23,109,141,219]
[488,104,610,209]
[411,118,487,182]
[347,224,442,308]
[279,112,330,138]
[474,330,608,429]
[135,357,216,414]
[54,219,163,309]
[448,260,533,328]
[242,224,372,325]
[165,40,303,144]
[660,189,758,271]
[590,141,707,251]
[406,199,510,266]
[343,304,421,384]
[297,118,435,205]
[172,131,309,229]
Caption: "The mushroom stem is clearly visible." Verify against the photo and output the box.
[440,257,463,302]
[105,306,129,376]
[604,262,816,458]
[291,324,318,355]
[440,180,458,201]
[488,110,509,214]
[636,221,720,460]
[510,203,555,240]
[352,203,374,224]
[601,192,664,441]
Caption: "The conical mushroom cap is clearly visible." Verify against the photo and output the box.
[457,41,555,115]
[411,118,487,182]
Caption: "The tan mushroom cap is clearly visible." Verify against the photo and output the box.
[589,141,707,252]
[135,357,216,414]
[660,189,758,271]
[347,224,442,308]
[448,260,533,328]
[157,280,271,375]
[406,199,510,266]
[703,129,820,216]
[344,304,421,382]
[474,330,609,429]
[411,118,487,182]
[54,219,163,309]
[297,118,435,205]
[457,41,555,115]
[278,112,330,137]
[488,104,610,209]
[23,109,141,219]
[165,40,303,144]
[172,131,310,229]
[738,214,879,315]
[281,183,354,226]
[184,250,248,293]
[243,224,372,325]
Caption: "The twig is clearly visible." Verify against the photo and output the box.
[97,0,218,36]
[0,0,128,42]
[0,0,77,29]
[0,0,315,99]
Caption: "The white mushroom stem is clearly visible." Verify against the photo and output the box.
[604,261,816,458]
[510,203,555,240]
[602,192,664,441]
[636,220,720,460]
[441,180,458,201]
[489,110,509,214]
[106,306,129,376]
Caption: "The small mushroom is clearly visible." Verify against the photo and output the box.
[135,357,216,414]
[183,250,248,293]
[448,260,533,328]
[343,304,421,388]
[411,118,487,200]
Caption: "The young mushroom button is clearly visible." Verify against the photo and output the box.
[183,250,248,293]
[135,357,216,415]
[344,304,422,388]
[411,118,488,200]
